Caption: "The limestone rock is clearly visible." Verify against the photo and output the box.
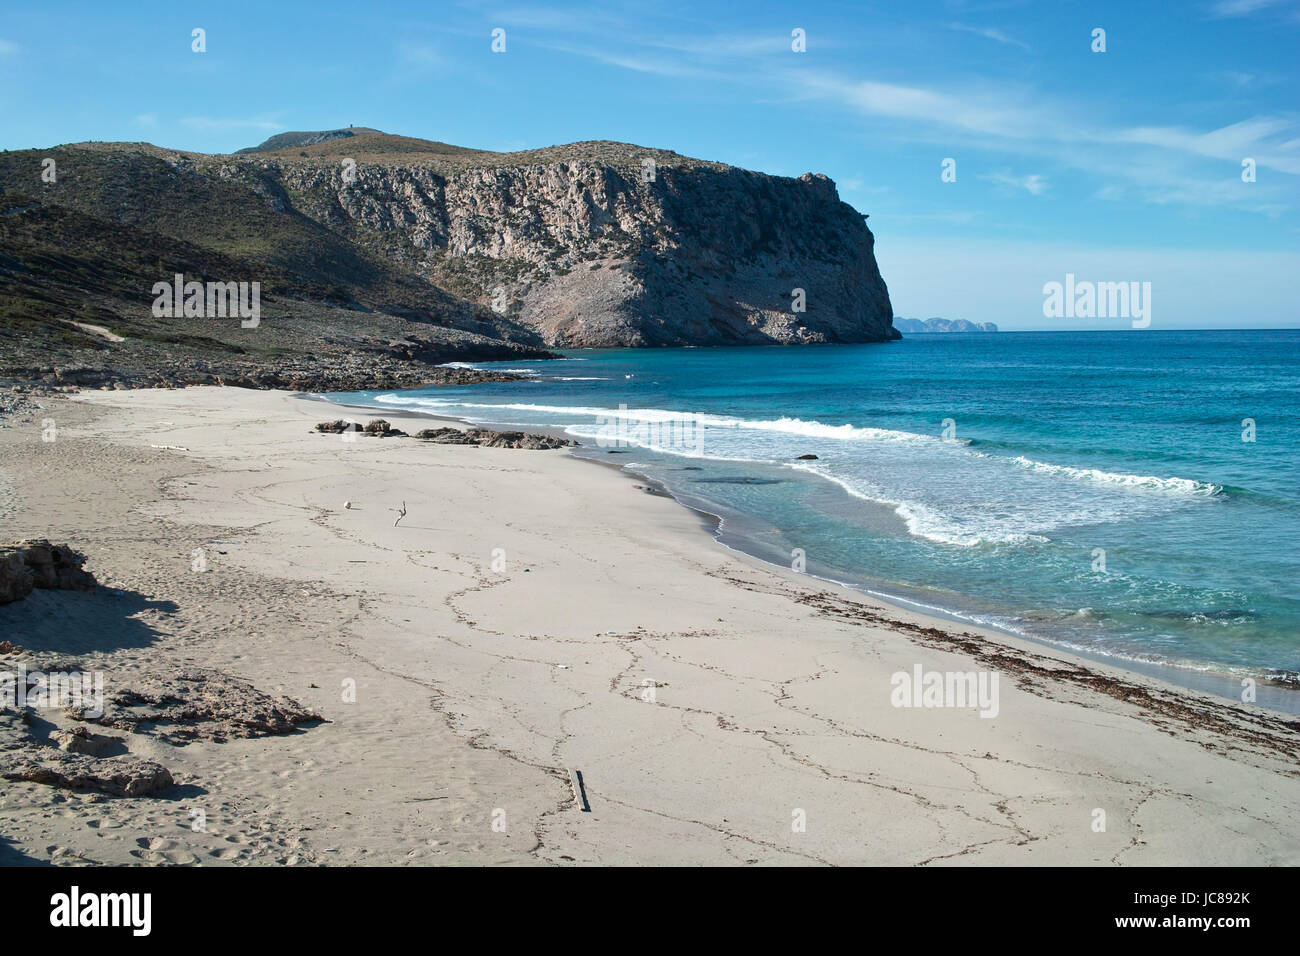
[53,726,116,756]
[416,427,572,450]
[78,668,323,744]
[2,753,173,796]
[0,540,96,604]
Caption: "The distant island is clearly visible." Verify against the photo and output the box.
[893,317,998,333]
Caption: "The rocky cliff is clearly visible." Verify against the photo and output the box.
[0,129,896,386]
[260,140,896,347]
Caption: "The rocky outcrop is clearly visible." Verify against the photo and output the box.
[275,151,896,347]
[4,358,527,393]
[416,427,573,449]
[0,706,173,796]
[74,668,323,745]
[2,750,175,796]
[315,418,406,437]
[0,541,96,604]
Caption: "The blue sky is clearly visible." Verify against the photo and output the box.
[2,0,1297,329]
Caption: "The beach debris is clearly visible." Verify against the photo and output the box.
[149,444,189,451]
[392,501,407,527]
[0,540,97,604]
[344,500,352,510]
[568,768,591,812]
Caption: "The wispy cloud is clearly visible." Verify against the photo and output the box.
[180,117,285,133]
[1112,116,1300,174]
[1208,0,1287,17]
[396,40,440,70]
[947,23,1031,51]
[0,37,18,55]
[983,170,1049,195]
[792,72,1051,139]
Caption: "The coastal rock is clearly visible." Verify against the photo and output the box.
[363,419,406,437]
[316,418,407,437]
[0,551,33,604]
[0,541,96,603]
[76,668,323,745]
[52,726,116,756]
[796,454,819,460]
[2,752,173,797]
[316,419,360,434]
[0,706,171,797]
[415,427,573,450]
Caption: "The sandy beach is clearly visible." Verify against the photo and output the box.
[2,385,1298,867]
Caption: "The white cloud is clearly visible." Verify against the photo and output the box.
[1208,0,1287,18]
[947,23,1031,51]
[180,117,285,133]
[983,171,1049,195]
[1112,117,1300,174]
[793,72,1051,139]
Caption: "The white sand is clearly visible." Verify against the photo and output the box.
[1,386,1297,866]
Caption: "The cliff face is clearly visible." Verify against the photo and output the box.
[254,140,896,347]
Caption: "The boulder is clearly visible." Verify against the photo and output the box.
[0,550,33,604]
[0,541,96,604]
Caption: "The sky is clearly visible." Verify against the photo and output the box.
[1,0,1297,330]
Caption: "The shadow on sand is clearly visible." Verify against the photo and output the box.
[0,586,179,655]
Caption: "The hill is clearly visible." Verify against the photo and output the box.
[0,128,896,389]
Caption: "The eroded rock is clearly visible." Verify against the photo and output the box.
[0,540,96,604]
[416,427,572,450]
[77,668,323,744]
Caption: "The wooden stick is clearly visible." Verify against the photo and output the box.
[569,768,591,812]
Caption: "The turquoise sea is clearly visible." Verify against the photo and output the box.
[328,330,1300,708]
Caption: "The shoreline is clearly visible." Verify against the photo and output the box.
[310,390,1300,715]
[3,385,1299,866]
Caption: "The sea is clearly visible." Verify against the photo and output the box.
[326,329,1300,710]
